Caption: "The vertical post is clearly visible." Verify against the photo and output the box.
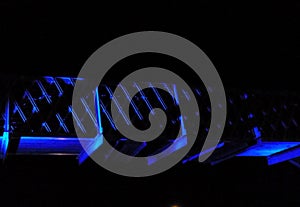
[173,84,186,137]
[1,99,10,160]
[78,87,104,165]
[95,87,103,134]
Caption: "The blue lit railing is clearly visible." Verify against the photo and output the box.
[0,75,299,167]
[0,76,103,162]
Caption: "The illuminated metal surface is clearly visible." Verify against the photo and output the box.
[236,142,300,157]
[182,142,225,164]
[237,141,300,165]
[147,135,188,166]
[0,75,300,168]
[16,136,94,154]
[0,100,10,159]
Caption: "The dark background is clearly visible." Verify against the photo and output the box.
[1,1,299,91]
[1,1,300,206]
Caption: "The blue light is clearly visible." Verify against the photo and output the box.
[80,98,98,129]
[44,76,55,84]
[134,82,154,115]
[242,93,248,100]
[182,142,225,164]
[195,88,202,96]
[236,141,300,166]
[181,89,190,101]
[99,99,117,130]
[58,77,74,86]
[0,132,9,159]
[149,83,167,110]
[50,77,64,97]
[95,87,103,134]
[132,142,147,156]
[24,90,39,113]
[173,84,186,136]
[281,121,287,129]
[236,142,300,157]
[42,122,52,132]
[78,133,103,164]
[292,118,298,127]
[68,106,86,134]
[162,83,172,94]
[1,101,11,159]
[147,136,187,165]
[56,113,69,133]
[268,146,300,166]
[253,126,261,138]
[119,84,143,120]
[44,76,83,96]
[105,86,130,125]
[289,160,300,169]
[17,136,95,154]
[36,80,52,104]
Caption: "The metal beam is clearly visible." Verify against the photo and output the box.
[267,145,300,166]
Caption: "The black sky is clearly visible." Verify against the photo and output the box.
[1,1,299,91]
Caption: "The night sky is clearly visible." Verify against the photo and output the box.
[1,1,299,91]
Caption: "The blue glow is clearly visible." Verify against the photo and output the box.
[80,98,98,129]
[68,106,86,134]
[0,101,10,159]
[99,99,117,130]
[13,101,27,122]
[17,136,95,154]
[195,88,202,96]
[132,142,147,156]
[4,100,10,132]
[162,83,174,97]
[281,121,287,129]
[248,113,254,119]
[119,84,143,120]
[253,126,261,138]
[24,90,39,113]
[147,136,187,165]
[44,76,55,84]
[0,132,9,159]
[289,160,300,169]
[48,77,64,97]
[95,87,103,134]
[105,86,130,125]
[182,89,190,101]
[182,142,225,164]
[58,77,74,86]
[173,84,186,136]
[236,142,300,157]
[243,93,248,100]
[42,122,51,132]
[149,83,167,110]
[44,76,83,88]
[59,76,83,83]
[268,146,300,166]
[78,133,103,164]
[56,113,69,133]
[134,82,154,115]
[292,119,298,127]
[36,80,52,104]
